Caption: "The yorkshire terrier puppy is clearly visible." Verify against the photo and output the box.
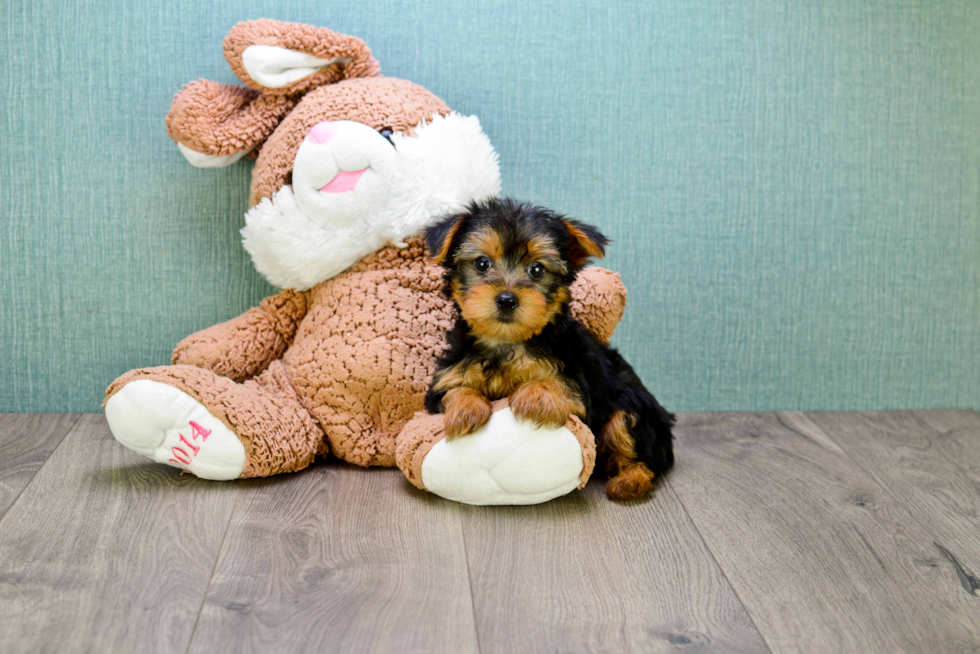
[423,197,674,501]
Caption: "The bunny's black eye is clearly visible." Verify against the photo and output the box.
[474,257,492,273]
[527,262,545,279]
[379,128,394,145]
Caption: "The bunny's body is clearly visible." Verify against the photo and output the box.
[104,20,627,504]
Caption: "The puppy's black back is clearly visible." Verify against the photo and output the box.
[529,313,675,476]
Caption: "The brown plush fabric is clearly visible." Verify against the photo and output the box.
[282,239,454,467]
[275,239,623,468]
[172,289,309,383]
[127,20,630,490]
[395,409,448,490]
[105,361,324,478]
[282,240,624,468]
[164,20,449,204]
[568,268,627,344]
[564,413,598,488]
[165,80,298,158]
[166,19,384,161]
[248,78,450,206]
[223,19,380,96]
[394,398,597,491]
[114,237,623,477]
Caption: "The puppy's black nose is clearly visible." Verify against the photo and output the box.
[496,291,519,312]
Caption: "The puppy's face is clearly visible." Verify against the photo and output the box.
[425,198,607,343]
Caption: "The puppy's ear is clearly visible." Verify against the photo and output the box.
[562,218,608,266]
[424,212,467,264]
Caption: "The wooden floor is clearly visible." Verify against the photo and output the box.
[1,411,979,653]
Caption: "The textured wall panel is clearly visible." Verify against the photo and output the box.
[1,0,977,412]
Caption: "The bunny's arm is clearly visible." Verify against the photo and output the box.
[568,267,627,344]
[171,289,309,383]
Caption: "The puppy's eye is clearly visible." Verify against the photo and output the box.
[379,128,394,145]
[527,262,545,279]
[474,256,492,273]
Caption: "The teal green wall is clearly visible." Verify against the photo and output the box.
[2,0,978,413]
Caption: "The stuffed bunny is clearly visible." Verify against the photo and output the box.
[105,19,627,505]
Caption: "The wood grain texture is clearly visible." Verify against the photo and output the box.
[460,478,770,654]
[0,413,79,519]
[669,412,980,654]
[186,464,479,654]
[4,410,980,653]
[798,410,980,580]
[0,415,240,654]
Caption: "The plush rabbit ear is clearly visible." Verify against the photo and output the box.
[167,21,380,167]
[223,19,380,96]
[165,79,299,166]
[240,46,351,89]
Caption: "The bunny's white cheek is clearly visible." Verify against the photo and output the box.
[292,120,398,231]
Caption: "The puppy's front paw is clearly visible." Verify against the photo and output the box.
[509,380,574,429]
[443,388,492,439]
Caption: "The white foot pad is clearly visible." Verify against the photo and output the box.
[105,380,247,481]
[420,407,585,505]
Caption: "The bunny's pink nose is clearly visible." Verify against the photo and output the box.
[308,122,339,144]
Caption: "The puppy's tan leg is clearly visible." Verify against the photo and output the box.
[509,379,584,428]
[442,387,493,439]
[602,410,656,501]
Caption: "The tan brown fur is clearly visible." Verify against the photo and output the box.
[525,236,563,268]
[600,410,656,500]
[455,228,504,263]
[453,282,550,343]
[543,286,571,322]
[441,387,493,438]
[565,222,606,266]
[432,341,585,433]
[509,378,585,428]
[450,228,571,344]
[171,288,309,383]
[433,344,572,400]
[431,216,465,264]
[223,19,380,96]
[606,464,656,501]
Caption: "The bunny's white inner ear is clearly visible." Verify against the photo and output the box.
[241,45,351,88]
[176,142,252,168]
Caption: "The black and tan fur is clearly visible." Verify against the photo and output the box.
[424,198,674,501]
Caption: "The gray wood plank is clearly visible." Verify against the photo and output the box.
[186,464,479,654]
[669,412,980,654]
[797,410,980,581]
[461,477,770,654]
[0,414,240,654]
[0,413,79,519]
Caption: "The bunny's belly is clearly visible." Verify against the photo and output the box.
[283,266,454,466]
